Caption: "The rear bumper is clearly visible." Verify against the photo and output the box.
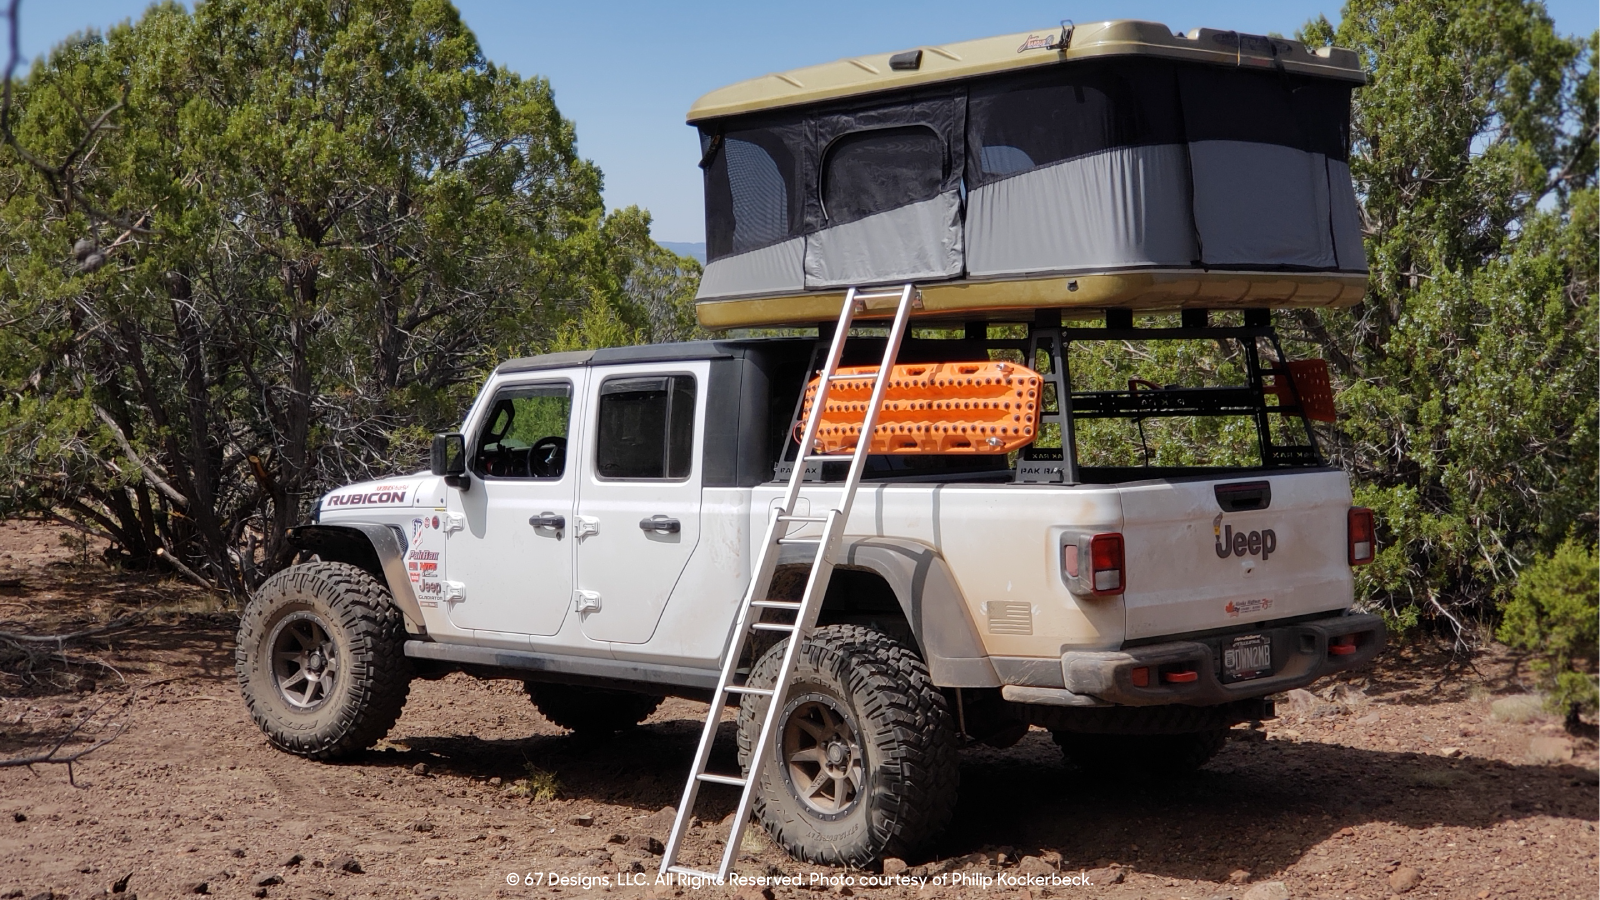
[1055,612,1385,707]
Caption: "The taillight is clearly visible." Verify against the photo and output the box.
[1089,533,1125,595]
[1348,507,1375,565]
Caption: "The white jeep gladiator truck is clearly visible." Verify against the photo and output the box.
[237,316,1385,867]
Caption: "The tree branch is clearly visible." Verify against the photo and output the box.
[93,405,190,509]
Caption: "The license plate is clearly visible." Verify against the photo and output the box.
[1222,634,1272,683]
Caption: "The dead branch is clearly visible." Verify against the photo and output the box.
[93,405,190,509]
[155,546,215,590]
[0,614,141,643]
[0,697,128,786]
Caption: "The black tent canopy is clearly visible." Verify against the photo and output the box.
[688,21,1368,329]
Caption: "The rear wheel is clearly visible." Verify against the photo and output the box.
[525,683,663,735]
[1052,727,1227,777]
[736,625,959,867]
[236,562,412,760]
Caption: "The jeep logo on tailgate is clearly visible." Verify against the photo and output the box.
[1214,517,1277,561]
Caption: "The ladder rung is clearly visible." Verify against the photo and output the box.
[723,684,775,697]
[751,622,797,633]
[667,866,720,880]
[776,537,819,545]
[828,371,878,380]
[751,599,802,610]
[696,772,748,787]
[776,515,828,523]
[803,453,857,462]
[852,289,909,301]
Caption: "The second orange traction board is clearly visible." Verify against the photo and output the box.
[799,361,1042,454]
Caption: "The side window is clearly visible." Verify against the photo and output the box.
[595,375,697,480]
[472,383,572,479]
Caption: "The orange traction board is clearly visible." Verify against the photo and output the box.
[800,361,1043,454]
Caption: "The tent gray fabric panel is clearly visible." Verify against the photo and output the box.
[695,236,805,300]
[965,144,1197,277]
[804,191,963,288]
[1327,158,1367,272]
[1190,140,1335,268]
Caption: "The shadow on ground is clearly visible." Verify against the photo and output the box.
[368,707,1593,882]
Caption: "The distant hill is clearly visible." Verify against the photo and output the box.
[658,241,706,263]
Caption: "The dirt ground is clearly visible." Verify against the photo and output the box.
[1,518,1596,900]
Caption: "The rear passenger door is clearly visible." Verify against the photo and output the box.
[572,363,706,645]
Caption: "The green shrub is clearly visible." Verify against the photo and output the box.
[1497,539,1599,717]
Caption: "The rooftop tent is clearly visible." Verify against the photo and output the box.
[689,21,1369,329]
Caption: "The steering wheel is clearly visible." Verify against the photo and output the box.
[528,436,567,478]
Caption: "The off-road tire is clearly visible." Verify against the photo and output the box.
[1052,727,1228,777]
[524,683,663,734]
[735,625,959,867]
[236,562,411,760]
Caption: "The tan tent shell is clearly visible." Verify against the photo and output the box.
[688,21,1370,329]
[688,21,1364,123]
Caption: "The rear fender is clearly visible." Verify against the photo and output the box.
[285,524,426,634]
[777,537,998,688]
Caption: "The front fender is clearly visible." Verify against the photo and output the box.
[285,523,426,634]
[778,537,998,688]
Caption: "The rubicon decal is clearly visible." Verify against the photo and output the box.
[1213,515,1277,561]
[325,486,409,507]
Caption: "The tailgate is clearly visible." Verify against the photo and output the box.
[1118,470,1354,640]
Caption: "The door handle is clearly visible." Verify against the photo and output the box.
[529,512,566,530]
[639,515,680,534]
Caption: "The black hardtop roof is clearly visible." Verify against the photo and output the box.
[494,338,815,375]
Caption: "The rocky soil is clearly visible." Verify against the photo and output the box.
[1,518,1596,899]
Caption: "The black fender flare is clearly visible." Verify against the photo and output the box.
[777,537,998,688]
[284,524,427,634]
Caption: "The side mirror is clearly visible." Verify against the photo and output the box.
[431,433,470,490]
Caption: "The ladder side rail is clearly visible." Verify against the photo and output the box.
[783,288,861,511]
[837,284,915,516]
[715,510,844,878]
[658,505,786,876]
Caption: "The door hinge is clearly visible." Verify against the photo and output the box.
[573,590,601,613]
[574,515,600,539]
[444,581,466,604]
[442,513,466,534]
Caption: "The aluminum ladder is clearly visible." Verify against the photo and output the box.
[658,283,918,883]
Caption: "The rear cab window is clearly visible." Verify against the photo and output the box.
[594,374,698,480]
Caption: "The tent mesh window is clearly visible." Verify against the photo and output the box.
[820,125,946,226]
[702,122,806,261]
[965,60,1184,187]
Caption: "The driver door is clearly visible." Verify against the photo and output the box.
[444,377,578,638]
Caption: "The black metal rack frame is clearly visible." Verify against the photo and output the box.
[777,309,1324,485]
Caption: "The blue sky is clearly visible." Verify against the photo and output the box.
[12,1,1599,243]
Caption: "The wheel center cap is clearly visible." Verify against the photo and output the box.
[307,651,325,674]
[825,741,846,766]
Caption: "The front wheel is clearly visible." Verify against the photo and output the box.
[736,625,959,868]
[236,562,412,760]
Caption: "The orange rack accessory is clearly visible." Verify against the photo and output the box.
[799,361,1042,454]
[1263,358,1337,423]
